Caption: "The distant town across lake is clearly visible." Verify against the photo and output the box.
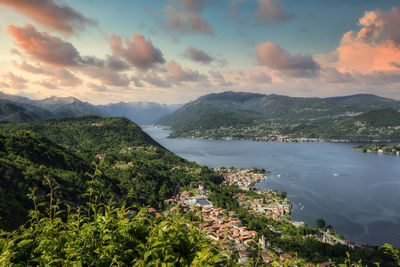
[144,127,400,248]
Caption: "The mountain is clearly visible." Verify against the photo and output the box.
[0,99,53,123]
[99,101,180,124]
[324,94,400,110]
[159,91,400,141]
[0,91,180,124]
[0,91,33,104]
[158,91,367,129]
[31,96,107,117]
[0,92,105,121]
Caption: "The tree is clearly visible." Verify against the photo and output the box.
[316,218,326,229]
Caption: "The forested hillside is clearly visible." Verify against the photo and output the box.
[0,117,222,229]
[160,92,400,142]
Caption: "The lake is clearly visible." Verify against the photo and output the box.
[143,127,400,248]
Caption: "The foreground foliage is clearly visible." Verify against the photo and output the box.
[0,193,227,266]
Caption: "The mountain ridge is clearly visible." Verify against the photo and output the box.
[158,91,400,141]
[0,92,180,124]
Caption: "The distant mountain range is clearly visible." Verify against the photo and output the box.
[98,102,180,124]
[158,91,400,141]
[0,92,180,124]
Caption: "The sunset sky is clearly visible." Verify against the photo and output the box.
[1,0,400,104]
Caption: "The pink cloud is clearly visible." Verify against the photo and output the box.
[321,67,353,84]
[8,24,81,66]
[49,69,82,87]
[3,72,28,89]
[14,61,52,75]
[0,82,10,88]
[110,33,165,71]
[36,80,58,89]
[0,0,96,34]
[256,42,320,78]
[87,82,108,92]
[166,60,206,83]
[143,72,171,88]
[322,7,400,75]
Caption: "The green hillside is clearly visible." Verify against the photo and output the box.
[302,109,400,141]
[0,100,53,123]
[324,94,400,110]
[158,92,367,128]
[0,132,91,230]
[159,92,400,141]
[0,117,222,229]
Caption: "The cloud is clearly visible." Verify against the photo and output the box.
[8,24,136,88]
[256,0,295,23]
[166,60,206,83]
[248,71,272,84]
[87,82,108,92]
[326,7,400,74]
[391,62,400,69]
[143,72,172,88]
[164,0,213,36]
[0,0,96,34]
[50,69,82,87]
[209,70,233,86]
[83,66,131,87]
[8,24,82,66]
[36,80,58,89]
[14,61,52,75]
[0,82,10,88]
[110,33,165,71]
[3,72,28,89]
[256,42,320,78]
[105,55,130,71]
[184,46,214,64]
[321,67,353,84]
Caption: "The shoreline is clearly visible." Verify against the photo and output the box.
[166,134,399,144]
[216,168,369,250]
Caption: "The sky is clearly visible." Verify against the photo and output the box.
[0,0,400,104]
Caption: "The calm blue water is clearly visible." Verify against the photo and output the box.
[144,127,400,248]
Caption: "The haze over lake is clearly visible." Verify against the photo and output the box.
[144,127,400,248]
